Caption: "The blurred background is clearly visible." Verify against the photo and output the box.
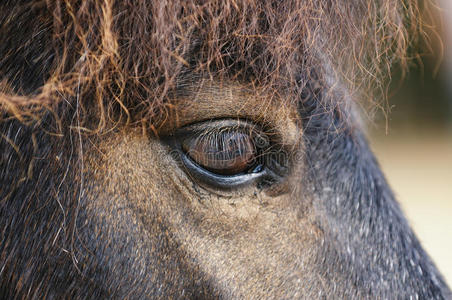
[368,0,452,287]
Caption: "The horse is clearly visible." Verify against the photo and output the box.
[1,1,450,298]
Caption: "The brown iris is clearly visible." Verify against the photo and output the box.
[182,130,256,175]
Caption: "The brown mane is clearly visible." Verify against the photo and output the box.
[0,0,426,131]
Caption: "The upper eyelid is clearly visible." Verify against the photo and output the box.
[172,119,276,145]
[172,118,263,134]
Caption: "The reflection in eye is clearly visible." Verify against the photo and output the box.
[182,130,256,175]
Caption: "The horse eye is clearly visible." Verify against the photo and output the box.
[182,130,256,175]
[166,120,286,189]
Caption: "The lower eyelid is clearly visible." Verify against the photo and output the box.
[180,151,265,189]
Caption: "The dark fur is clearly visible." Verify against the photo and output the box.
[1,0,451,299]
[298,77,450,298]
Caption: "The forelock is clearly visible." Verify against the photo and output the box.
[0,0,425,130]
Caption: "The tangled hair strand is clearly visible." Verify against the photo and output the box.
[0,0,429,132]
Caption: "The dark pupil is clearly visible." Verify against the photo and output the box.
[183,131,256,175]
